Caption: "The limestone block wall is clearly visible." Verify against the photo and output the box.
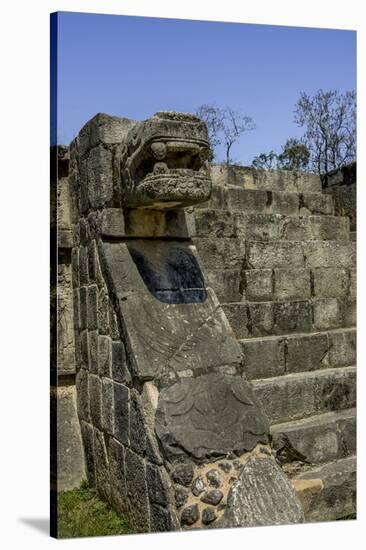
[322,162,356,233]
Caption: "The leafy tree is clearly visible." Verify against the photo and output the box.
[196,104,255,164]
[252,150,278,170]
[277,138,310,171]
[294,89,356,174]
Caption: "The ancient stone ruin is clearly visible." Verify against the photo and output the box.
[53,111,356,533]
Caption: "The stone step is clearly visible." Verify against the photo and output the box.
[197,184,334,216]
[293,456,356,521]
[270,408,356,465]
[251,366,356,425]
[194,238,356,272]
[209,165,322,193]
[221,297,355,339]
[239,328,356,380]
[192,210,350,241]
[206,266,355,304]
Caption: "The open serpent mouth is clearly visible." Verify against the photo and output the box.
[122,112,212,209]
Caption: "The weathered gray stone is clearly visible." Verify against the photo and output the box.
[201,489,223,506]
[279,216,311,241]
[100,208,126,237]
[88,329,98,374]
[150,503,178,532]
[130,390,147,455]
[113,382,130,446]
[240,336,285,379]
[271,191,300,216]
[107,437,128,516]
[222,303,249,339]
[313,298,343,330]
[213,456,304,528]
[79,329,90,369]
[206,469,222,488]
[193,209,236,237]
[296,456,356,522]
[304,241,356,268]
[247,302,274,336]
[192,475,206,496]
[97,287,109,335]
[181,504,199,526]
[75,369,90,422]
[236,213,281,241]
[79,286,88,331]
[87,145,114,209]
[111,341,130,384]
[273,300,312,335]
[89,374,102,429]
[93,428,110,502]
[87,240,98,283]
[155,373,269,461]
[285,332,329,373]
[98,335,111,377]
[328,328,356,367]
[87,285,98,330]
[247,241,304,269]
[56,385,86,491]
[300,192,334,216]
[245,269,273,301]
[175,487,189,509]
[342,297,356,327]
[101,378,114,435]
[206,269,242,302]
[125,448,150,532]
[274,268,311,301]
[146,463,171,506]
[309,215,349,241]
[79,246,89,285]
[218,461,232,473]
[202,507,216,525]
[80,421,95,487]
[193,237,245,270]
[57,263,76,374]
[312,267,349,298]
[171,463,194,487]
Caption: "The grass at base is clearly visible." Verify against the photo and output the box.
[58,483,134,538]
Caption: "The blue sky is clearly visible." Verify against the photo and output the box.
[54,12,356,165]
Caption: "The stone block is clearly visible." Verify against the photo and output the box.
[125,448,150,532]
[80,421,95,486]
[337,411,356,458]
[240,336,285,379]
[309,215,350,241]
[273,300,312,335]
[235,213,281,241]
[79,246,89,285]
[285,332,329,373]
[87,240,98,282]
[101,378,114,435]
[312,267,349,298]
[227,188,268,213]
[100,208,126,237]
[109,300,120,340]
[89,374,102,429]
[278,216,311,241]
[98,335,112,377]
[207,269,242,302]
[113,382,130,446]
[78,113,135,157]
[72,289,80,332]
[80,329,90,370]
[130,390,147,456]
[314,367,356,414]
[79,286,88,331]
[313,298,343,330]
[88,330,98,374]
[79,218,90,246]
[193,237,245,270]
[93,427,110,502]
[87,145,114,209]
[146,463,172,507]
[107,437,128,516]
[328,329,356,367]
[97,287,109,335]
[271,191,300,216]
[300,193,334,216]
[247,302,274,337]
[247,241,304,269]
[221,303,249,339]
[349,268,356,297]
[193,209,236,237]
[341,297,356,327]
[150,503,177,532]
[76,369,90,422]
[304,241,356,268]
[87,285,98,330]
[112,341,130,384]
[245,269,273,301]
[71,247,79,288]
[274,268,311,301]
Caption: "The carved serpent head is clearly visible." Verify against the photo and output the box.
[120,111,212,208]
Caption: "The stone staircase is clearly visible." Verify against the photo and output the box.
[192,165,356,521]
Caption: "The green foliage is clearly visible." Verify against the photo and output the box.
[57,484,133,538]
[277,138,310,171]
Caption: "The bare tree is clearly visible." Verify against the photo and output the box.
[252,150,278,170]
[196,105,255,164]
[294,89,356,174]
